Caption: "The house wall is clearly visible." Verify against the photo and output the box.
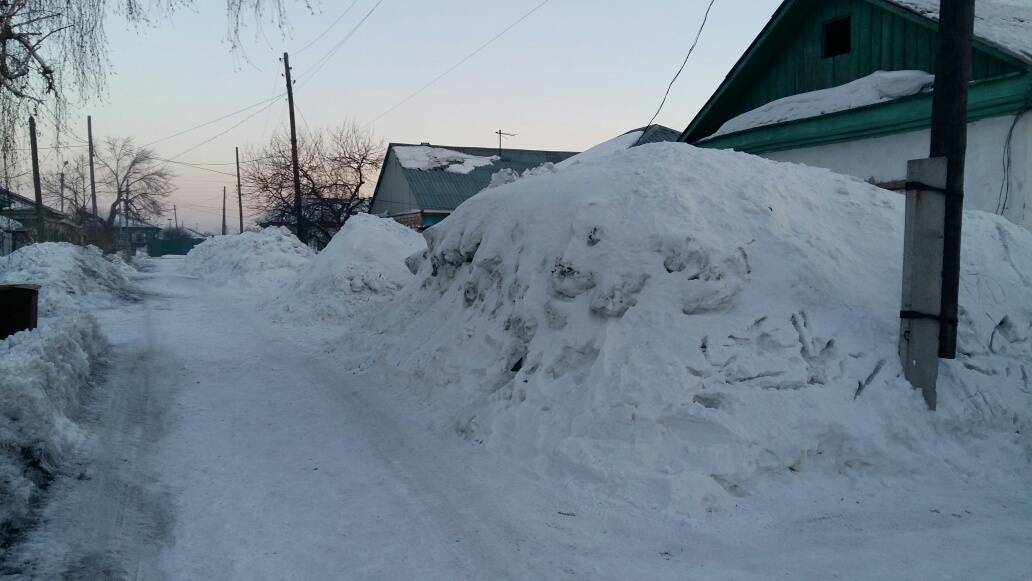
[685,0,1022,141]
[370,156,420,218]
[763,113,1032,226]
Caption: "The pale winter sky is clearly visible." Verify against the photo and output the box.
[37,0,782,232]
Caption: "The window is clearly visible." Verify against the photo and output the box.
[823,16,852,59]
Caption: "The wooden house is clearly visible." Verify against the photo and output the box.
[680,0,1032,228]
[368,143,576,230]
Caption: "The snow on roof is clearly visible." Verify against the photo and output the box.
[709,70,935,138]
[889,0,1032,63]
[394,146,500,175]
[0,215,23,230]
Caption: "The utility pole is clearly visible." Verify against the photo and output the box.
[87,116,98,217]
[495,129,516,159]
[222,186,228,235]
[59,171,65,214]
[899,0,975,411]
[283,52,305,244]
[236,146,244,234]
[29,116,44,242]
[173,204,179,230]
[930,0,975,361]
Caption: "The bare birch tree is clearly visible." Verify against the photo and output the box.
[95,137,173,231]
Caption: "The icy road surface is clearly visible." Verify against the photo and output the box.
[5,258,1030,580]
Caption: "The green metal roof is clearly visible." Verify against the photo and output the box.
[390,144,576,212]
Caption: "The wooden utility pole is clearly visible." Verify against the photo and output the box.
[236,146,244,233]
[283,52,305,244]
[930,0,975,360]
[28,116,44,242]
[87,116,98,217]
[222,186,228,235]
[173,204,179,230]
[59,172,65,214]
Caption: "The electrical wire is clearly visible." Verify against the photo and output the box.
[296,0,385,87]
[367,0,551,126]
[294,0,361,54]
[140,93,285,150]
[644,0,718,129]
[166,99,280,161]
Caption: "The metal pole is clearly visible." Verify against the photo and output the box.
[283,52,304,244]
[929,0,975,359]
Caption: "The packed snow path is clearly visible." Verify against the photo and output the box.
[5,257,1030,580]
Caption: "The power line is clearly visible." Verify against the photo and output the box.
[297,0,386,86]
[294,0,361,54]
[367,0,551,126]
[140,93,285,150]
[645,0,717,129]
[166,99,280,161]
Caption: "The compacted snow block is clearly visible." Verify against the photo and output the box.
[0,243,137,316]
[0,313,108,536]
[365,143,1032,511]
[184,227,314,288]
[263,214,426,323]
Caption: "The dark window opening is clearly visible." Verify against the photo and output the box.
[823,16,852,59]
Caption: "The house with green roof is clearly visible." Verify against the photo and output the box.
[680,0,1032,229]
[368,143,577,230]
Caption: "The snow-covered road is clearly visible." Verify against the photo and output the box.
[6,257,1031,580]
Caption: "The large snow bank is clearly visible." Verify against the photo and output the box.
[184,227,314,288]
[359,143,1032,512]
[0,314,107,536]
[555,130,643,170]
[711,71,935,138]
[263,215,425,323]
[0,243,137,316]
[394,146,499,174]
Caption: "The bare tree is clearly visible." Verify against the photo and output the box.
[244,122,382,246]
[95,137,173,232]
[40,153,90,214]
[0,0,297,180]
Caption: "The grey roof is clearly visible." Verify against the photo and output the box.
[388,143,577,212]
[629,124,682,147]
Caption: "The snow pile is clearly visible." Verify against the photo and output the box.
[184,227,314,288]
[487,162,559,189]
[394,146,499,174]
[555,129,643,170]
[0,313,107,537]
[0,243,137,315]
[263,215,425,323]
[358,143,1032,512]
[710,71,935,138]
[892,0,1032,61]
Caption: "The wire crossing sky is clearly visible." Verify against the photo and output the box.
[50,0,781,231]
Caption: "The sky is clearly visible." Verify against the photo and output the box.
[32,0,783,232]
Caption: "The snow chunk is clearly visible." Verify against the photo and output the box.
[556,130,643,170]
[0,313,108,537]
[184,227,314,288]
[357,142,1032,512]
[394,146,499,174]
[263,215,426,323]
[711,71,935,138]
[0,243,138,315]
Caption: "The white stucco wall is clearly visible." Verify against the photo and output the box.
[762,114,1032,227]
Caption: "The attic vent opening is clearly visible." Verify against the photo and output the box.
[822,16,852,59]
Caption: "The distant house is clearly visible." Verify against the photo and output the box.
[680,0,1032,229]
[0,187,84,251]
[368,143,577,230]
